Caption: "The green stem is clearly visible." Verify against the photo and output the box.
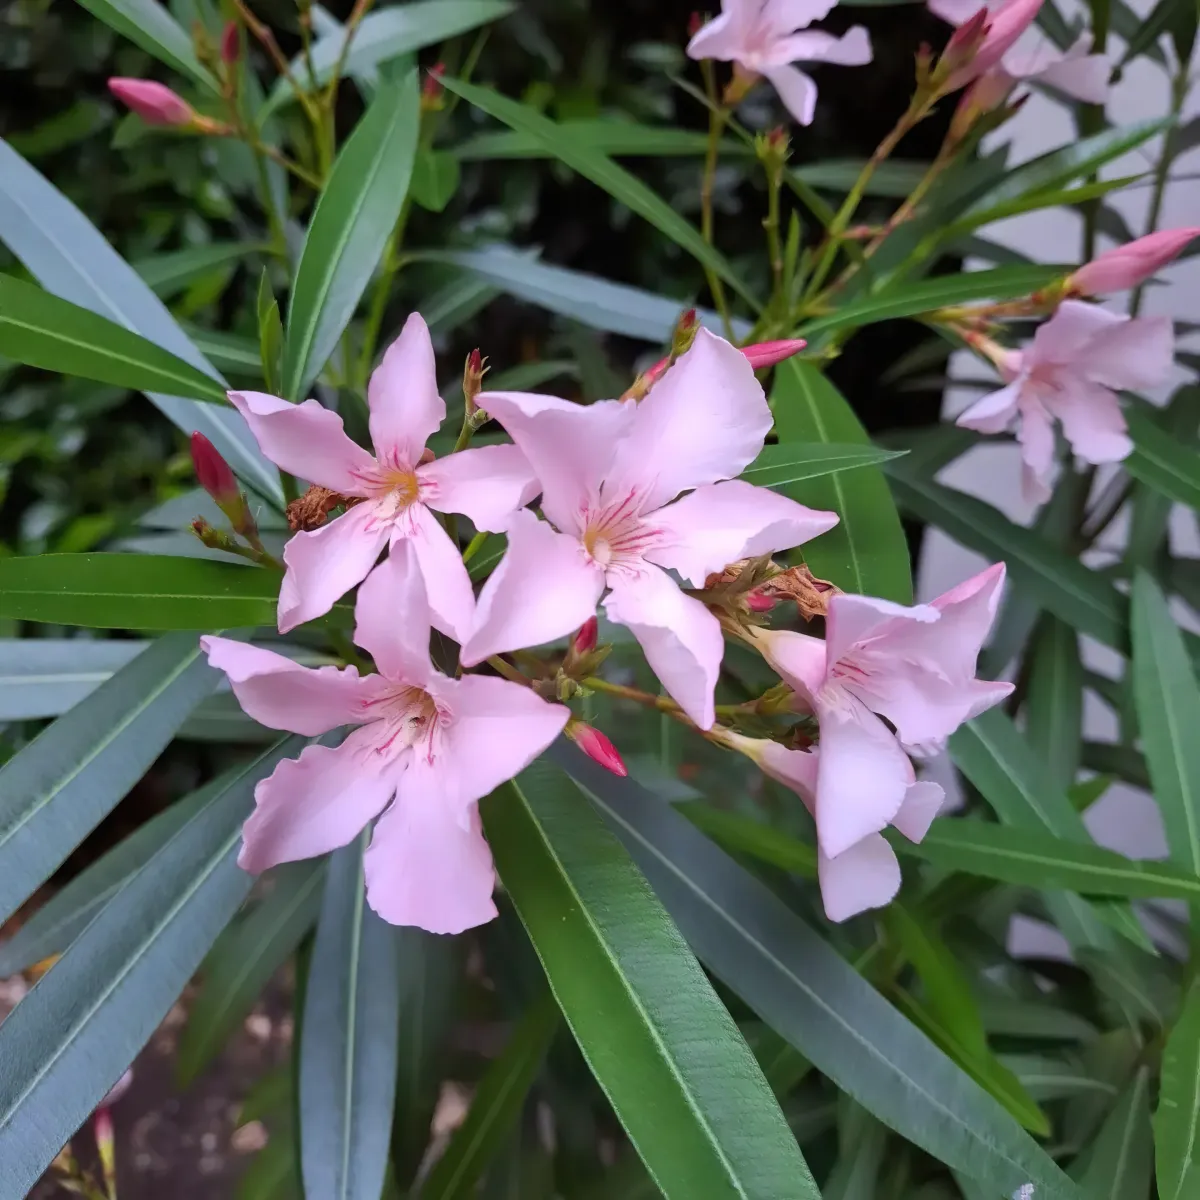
[1080,0,1112,258]
[699,61,735,341]
[462,530,488,563]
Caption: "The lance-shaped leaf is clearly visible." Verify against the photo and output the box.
[438,77,755,306]
[1156,983,1200,1200]
[0,274,229,403]
[0,737,303,1196]
[1124,403,1200,512]
[1025,617,1083,795]
[772,360,911,602]
[482,760,819,1199]
[739,441,906,490]
[548,747,1079,1200]
[0,554,285,629]
[1076,1068,1154,1198]
[0,633,219,928]
[0,139,278,500]
[283,69,419,401]
[0,637,146,721]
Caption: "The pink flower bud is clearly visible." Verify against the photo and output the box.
[573,616,599,656]
[220,21,240,65]
[1069,228,1200,296]
[947,0,1042,91]
[741,338,807,370]
[191,432,238,504]
[108,78,196,127]
[746,589,776,612]
[941,7,990,76]
[568,722,627,777]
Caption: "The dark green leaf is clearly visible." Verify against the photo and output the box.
[0,737,303,1195]
[1155,982,1200,1200]
[454,121,725,160]
[410,149,461,213]
[739,441,906,489]
[257,269,284,397]
[0,634,218,928]
[0,554,285,629]
[1025,617,1083,795]
[283,69,419,401]
[483,761,817,1198]
[0,274,229,403]
[135,242,264,299]
[772,360,912,602]
[438,77,755,306]
[1124,403,1200,511]
[1077,1068,1153,1199]
[0,637,145,720]
[300,834,403,1200]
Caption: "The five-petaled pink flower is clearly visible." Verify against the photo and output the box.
[930,0,1109,101]
[201,543,568,934]
[726,732,945,921]
[747,565,1011,915]
[460,329,839,729]
[228,313,537,638]
[957,300,1174,502]
[687,1,872,126]
[1069,228,1200,296]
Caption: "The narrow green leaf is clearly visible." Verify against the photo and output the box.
[0,139,278,500]
[0,637,145,720]
[674,800,817,877]
[1025,617,1083,795]
[0,633,218,928]
[551,748,1079,1200]
[438,77,755,306]
[893,819,1200,901]
[420,991,558,1200]
[1120,0,1189,64]
[300,834,403,1200]
[739,441,906,489]
[72,0,218,93]
[822,1105,887,1200]
[283,69,419,401]
[1156,982,1200,1200]
[410,148,461,213]
[257,269,284,397]
[454,121,728,160]
[135,242,264,299]
[483,760,818,1199]
[0,274,229,403]
[1124,403,1200,511]
[0,737,303,1196]
[1077,1068,1153,1199]
[0,775,231,975]
[263,0,514,118]
[1131,571,1200,895]
[0,554,284,629]
[177,860,325,1085]
[772,360,912,602]
[798,266,1064,341]
[414,245,747,342]
[885,460,1127,650]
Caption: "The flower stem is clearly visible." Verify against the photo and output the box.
[487,656,532,686]
[699,61,736,341]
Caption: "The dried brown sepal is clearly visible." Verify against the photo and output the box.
[286,485,362,532]
[759,563,839,621]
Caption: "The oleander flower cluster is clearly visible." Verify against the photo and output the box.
[201,313,1017,931]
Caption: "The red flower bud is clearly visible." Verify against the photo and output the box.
[573,616,599,656]
[746,589,776,612]
[688,11,703,37]
[108,78,196,127]
[191,432,238,502]
[568,722,627,777]
[741,338,807,370]
[422,62,446,103]
[220,21,240,65]
[463,347,487,418]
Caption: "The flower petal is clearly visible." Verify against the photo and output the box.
[603,568,724,729]
[1030,299,1125,365]
[367,313,445,469]
[399,504,477,644]
[1049,380,1133,466]
[228,391,376,493]
[956,380,1022,434]
[751,626,828,701]
[686,7,744,60]
[755,738,819,804]
[771,27,872,68]
[648,479,838,587]
[201,635,379,734]
[476,391,633,535]
[824,591,940,671]
[418,442,540,532]
[1017,397,1056,503]
[364,760,497,934]
[818,833,901,922]
[431,673,569,806]
[761,65,819,125]
[353,539,433,686]
[892,780,946,844]
[461,509,606,667]
[238,728,395,874]
[1079,314,1175,392]
[603,329,772,513]
[1029,45,1110,104]
[814,696,909,859]
[762,0,840,37]
[278,500,391,634]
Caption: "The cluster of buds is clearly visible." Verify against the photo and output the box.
[190,433,276,564]
[755,126,790,183]
[559,617,612,690]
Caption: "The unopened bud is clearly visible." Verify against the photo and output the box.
[688,11,703,37]
[939,8,989,80]
[220,21,240,64]
[94,1107,116,1191]
[572,616,599,656]
[746,589,776,613]
[1069,227,1200,296]
[108,77,197,127]
[463,348,487,421]
[670,308,699,359]
[191,432,237,502]
[741,338,806,370]
[567,721,627,777]
[422,63,446,109]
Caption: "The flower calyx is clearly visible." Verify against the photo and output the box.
[285,485,364,532]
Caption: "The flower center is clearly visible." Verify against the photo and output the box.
[367,467,421,520]
[580,491,659,574]
[364,685,442,760]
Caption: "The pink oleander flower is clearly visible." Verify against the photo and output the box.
[957,300,1174,503]
[228,313,538,638]
[201,543,568,934]
[108,78,198,127]
[1069,228,1200,296]
[748,566,1011,902]
[728,732,945,921]
[643,337,806,390]
[930,0,1109,101]
[461,329,839,729]
[687,1,872,126]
